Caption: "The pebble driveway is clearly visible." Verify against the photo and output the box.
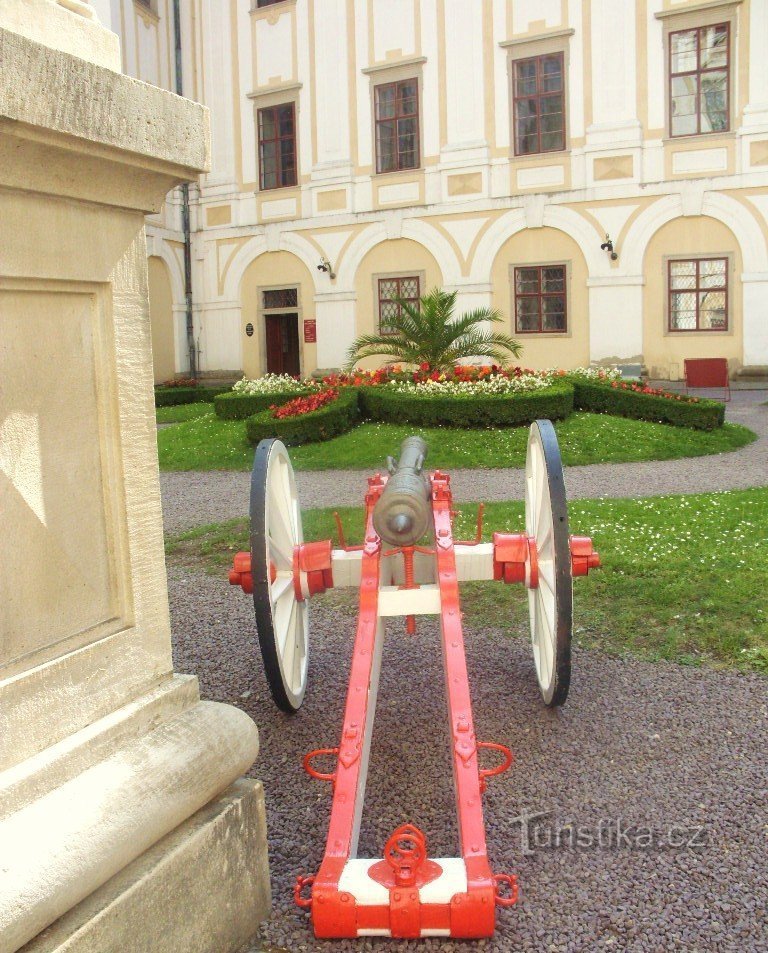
[162,390,767,952]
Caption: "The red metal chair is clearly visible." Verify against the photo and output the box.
[683,358,730,402]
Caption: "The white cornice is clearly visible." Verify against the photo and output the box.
[654,0,743,20]
[499,29,575,49]
[361,56,427,75]
[246,81,302,100]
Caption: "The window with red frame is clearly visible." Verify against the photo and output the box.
[514,265,567,333]
[668,258,728,331]
[374,79,420,173]
[513,53,565,155]
[669,23,729,136]
[378,276,420,334]
[258,103,297,190]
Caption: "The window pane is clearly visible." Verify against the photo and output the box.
[400,277,419,300]
[672,113,698,136]
[540,95,563,116]
[672,291,696,312]
[263,288,298,309]
[398,81,418,115]
[259,109,276,140]
[516,133,539,154]
[540,55,563,92]
[700,24,728,69]
[375,85,396,120]
[700,70,728,132]
[542,267,565,293]
[670,261,696,289]
[516,98,538,120]
[380,300,399,321]
[277,105,294,136]
[700,259,726,287]
[514,60,537,96]
[542,296,566,330]
[671,30,697,73]
[700,291,726,328]
[670,310,697,330]
[516,297,540,331]
[515,268,540,293]
[376,121,396,172]
[541,131,564,151]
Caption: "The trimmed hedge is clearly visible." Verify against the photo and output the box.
[214,389,308,420]
[358,380,574,428]
[245,387,360,445]
[571,378,725,430]
[154,386,228,407]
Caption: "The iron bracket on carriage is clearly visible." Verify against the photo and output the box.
[228,421,599,939]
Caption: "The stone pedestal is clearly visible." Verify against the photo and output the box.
[0,8,269,953]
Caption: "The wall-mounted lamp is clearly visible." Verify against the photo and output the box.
[600,234,618,261]
[317,257,336,279]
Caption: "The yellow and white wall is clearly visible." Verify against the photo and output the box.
[110,0,768,381]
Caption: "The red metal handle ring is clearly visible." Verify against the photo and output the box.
[478,741,513,792]
[493,872,519,907]
[294,873,315,909]
[384,824,427,885]
[303,747,339,782]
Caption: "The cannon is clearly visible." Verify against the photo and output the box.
[228,420,600,939]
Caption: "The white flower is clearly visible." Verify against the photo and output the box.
[388,373,551,397]
[231,374,318,395]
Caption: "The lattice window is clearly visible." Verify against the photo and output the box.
[263,288,298,310]
[378,276,420,334]
[514,265,567,333]
[668,258,728,331]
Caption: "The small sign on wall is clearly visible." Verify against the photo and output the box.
[303,319,317,343]
[245,323,254,337]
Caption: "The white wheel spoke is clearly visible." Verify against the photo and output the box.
[269,535,293,570]
[270,573,294,605]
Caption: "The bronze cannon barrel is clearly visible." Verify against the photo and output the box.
[372,436,431,547]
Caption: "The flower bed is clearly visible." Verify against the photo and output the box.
[214,373,315,419]
[359,379,574,428]
[245,386,359,445]
[571,377,725,430]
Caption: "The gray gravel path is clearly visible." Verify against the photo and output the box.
[169,569,768,953]
[159,392,767,535]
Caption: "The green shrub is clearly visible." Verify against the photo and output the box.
[154,386,228,407]
[571,378,725,430]
[214,389,308,420]
[245,387,360,445]
[358,380,573,428]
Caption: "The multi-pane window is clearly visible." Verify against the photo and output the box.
[514,266,567,333]
[378,276,420,334]
[513,53,565,155]
[668,258,728,331]
[258,103,297,190]
[374,79,420,173]
[263,288,298,309]
[669,24,729,136]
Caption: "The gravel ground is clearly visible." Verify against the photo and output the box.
[159,392,768,535]
[169,569,768,953]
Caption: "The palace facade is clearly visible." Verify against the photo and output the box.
[104,0,768,381]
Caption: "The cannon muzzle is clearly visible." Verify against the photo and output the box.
[373,436,431,547]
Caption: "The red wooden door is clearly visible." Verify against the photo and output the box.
[265,314,300,376]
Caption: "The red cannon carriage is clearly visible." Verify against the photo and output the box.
[229,420,599,940]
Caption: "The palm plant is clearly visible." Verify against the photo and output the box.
[346,287,521,372]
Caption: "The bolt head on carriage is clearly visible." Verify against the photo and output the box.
[228,420,599,939]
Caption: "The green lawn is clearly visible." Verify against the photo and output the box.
[156,409,754,471]
[156,403,213,424]
[166,489,768,673]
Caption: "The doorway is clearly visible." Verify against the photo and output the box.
[265,313,300,376]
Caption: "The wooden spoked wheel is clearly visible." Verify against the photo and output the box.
[250,438,309,713]
[524,420,573,707]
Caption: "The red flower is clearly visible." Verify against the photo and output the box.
[272,389,339,419]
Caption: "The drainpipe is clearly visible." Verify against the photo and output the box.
[172,0,197,379]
